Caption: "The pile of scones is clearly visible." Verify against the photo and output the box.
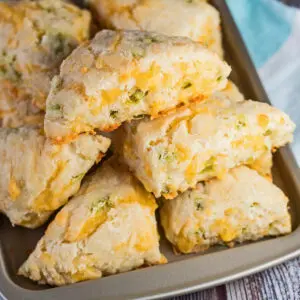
[0,0,296,286]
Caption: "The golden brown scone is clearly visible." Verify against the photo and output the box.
[44,29,231,141]
[18,158,166,286]
[160,166,291,254]
[0,0,91,127]
[87,0,223,56]
[117,98,295,199]
[0,126,110,228]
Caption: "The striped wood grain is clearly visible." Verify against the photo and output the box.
[170,257,300,300]
[226,257,300,300]
[171,286,226,300]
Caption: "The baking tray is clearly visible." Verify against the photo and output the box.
[1,0,300,299]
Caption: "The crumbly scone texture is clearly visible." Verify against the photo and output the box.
[0,98,45,128]
[44,29,230,140]
[87,0,223,57]
[0,126,110,228]
[18,158,166,286]
[0,0,91,127]
[160,166,291,254]
[118,98,295,199]
[207,81,271,177]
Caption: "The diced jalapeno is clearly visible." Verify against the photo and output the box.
[264,129,272,136]
[139,35,161,44]
[110,110,118,119]
[132,48,146,59]
[194,198,204,210]
[90,196,114,214]
[200,156,216,173]
[182,81,192,89]
[49,103,62,111]
[133,114,148,120]
[159,150,176,162]
[235,114,247,130]
[128,89,147,104]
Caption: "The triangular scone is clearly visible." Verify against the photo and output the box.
[0,127,110,228]
[0,0,91,128]
[117,99,294,199]
[160,166,291,254]
[44,29,230,141]
[18,158,166,286]
[87,0,223,57]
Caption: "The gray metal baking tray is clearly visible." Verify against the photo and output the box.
[1,0,300,299]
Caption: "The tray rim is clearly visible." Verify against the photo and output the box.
[2,219,300,300]
[1,0,300,299]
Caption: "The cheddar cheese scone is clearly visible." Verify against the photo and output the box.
[44,29,231,141]
[118,99,295,199]
[87,0,223,57]
[0,0,91,127]
[0,127,110,228]
[18,158,166,286]
[160,166,291,254]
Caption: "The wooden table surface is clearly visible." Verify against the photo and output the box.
[170,1,300,299]
[171,256,300,299]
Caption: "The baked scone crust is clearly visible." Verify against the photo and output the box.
[0,126,110,228]
[160,166,291,254]
[19,158,166,285]
[45,29,230,140]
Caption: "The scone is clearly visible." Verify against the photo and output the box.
[0,0,91,127]
[118,99,295,199]
[44,29,231,141]
[0,126,110,228]
[87,0,223,56]
[18,158,166,286]
[160,166,291,254]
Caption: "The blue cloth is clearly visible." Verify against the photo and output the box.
[226,0,300,165]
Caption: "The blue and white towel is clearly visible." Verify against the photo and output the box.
[226,0,300,165]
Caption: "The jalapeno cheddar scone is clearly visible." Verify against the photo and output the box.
[18,158,166,286]
[0,0,91,127]
[118,99,295,199]
[160,166,291,254]
[87,0,223,57]
[44,29,231,141]
[0,127,110,228]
